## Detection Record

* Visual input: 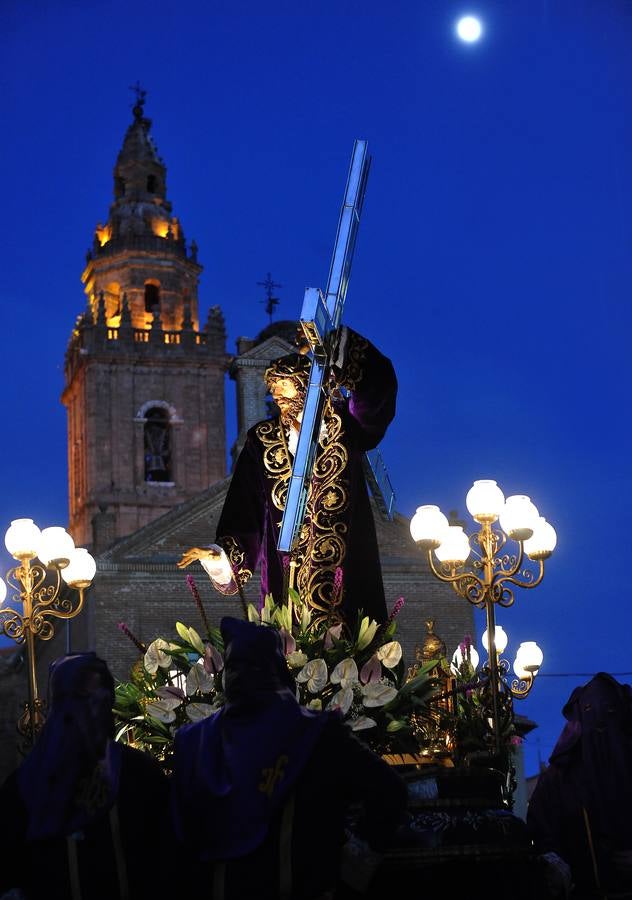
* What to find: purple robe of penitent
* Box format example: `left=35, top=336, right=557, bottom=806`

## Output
left=215, top=328, right=397, bottom=626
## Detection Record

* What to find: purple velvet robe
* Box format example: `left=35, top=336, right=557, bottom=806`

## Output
left=215, top=329, right=397, bottom=626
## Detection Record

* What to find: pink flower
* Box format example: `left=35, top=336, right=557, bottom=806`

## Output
left=333, top=567, right=344, bottom=603
left=186, top=574, right=211, bottom=636
left=510, top=735, right=523, bottom=746
left=360, top=653, right=382, bottom=685
left=388, top=597, right=405, bottom=623
left=203, top=643, right=224, bottom=675
left=324, top=623, right=343, bottom=649
left=117, top=621, right=146, bottom=654
left=279, top=627, right=296, bottom=656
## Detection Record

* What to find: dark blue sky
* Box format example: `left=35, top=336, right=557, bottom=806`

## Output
left=3, top=0, right=632, bottom=776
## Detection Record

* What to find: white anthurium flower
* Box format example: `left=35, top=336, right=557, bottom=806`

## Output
left=287, top=650, right=308, bottom=668
left=186, top=663, right=215, bottom=696
left=144, top=639, right=173, bottom=675
left=361, top=682, right=398, bottom=708
left=328, top=686, right=354, bottom=716
left=349, top=716, right=378, bottom=732
left=330, top=658, right=359, bottom=689
left=356, top=616, right=379, bottom=651
left=376, top=641, right=403, bottom=669
left=296, top=658, right=328, bottom=694
left=155, top=685, right=185, bottom=701
left=146, top=696, right=181, bottom=723
left=306, top=698, right=322, bottom=711
left=186, top=702, right=218, bottom=722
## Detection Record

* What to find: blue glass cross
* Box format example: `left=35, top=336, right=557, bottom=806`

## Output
left=277, top=140, right=395, bottom=553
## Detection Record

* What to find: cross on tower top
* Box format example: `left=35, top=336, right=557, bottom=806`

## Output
left=129, top=81, right=147, bottom=120
left=257, top=272, right=283, bottom=324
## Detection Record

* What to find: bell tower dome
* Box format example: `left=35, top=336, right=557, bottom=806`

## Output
left=62, top=93, right=228, bottom=551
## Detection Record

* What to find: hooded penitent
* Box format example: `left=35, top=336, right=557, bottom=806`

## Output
left=17, top=652, right=122, bottom=840
left=172, top=617, right=330, bottom=860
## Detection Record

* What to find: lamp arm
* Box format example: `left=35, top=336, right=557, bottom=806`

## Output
left=31, top=564, right=62, bottom=612
left=427, top=552, right=487, bottom=606
left=496, top=557, right=545, bottom=593
left=36, top=587, right=86, bottom=624
left=509, top=672, right=535, bottom=698
left=0, top=607, right=26, bottom=642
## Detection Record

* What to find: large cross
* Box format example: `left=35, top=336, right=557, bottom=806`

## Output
left=277, top=140, right=395, bottom=553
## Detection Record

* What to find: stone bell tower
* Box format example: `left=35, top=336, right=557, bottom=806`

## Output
left=62, top=93, right=228, bottom=551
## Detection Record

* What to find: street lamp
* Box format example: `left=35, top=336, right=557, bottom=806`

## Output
left=410, top=480, right=556, bottom=755
left=0, top=518, right=96, bottom=746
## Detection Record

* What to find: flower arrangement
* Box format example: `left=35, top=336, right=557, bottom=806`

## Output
left=113, top=575, right=438, bottom=771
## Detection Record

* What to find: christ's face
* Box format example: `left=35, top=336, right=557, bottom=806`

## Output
left=268, top=377, right=305, bottom=423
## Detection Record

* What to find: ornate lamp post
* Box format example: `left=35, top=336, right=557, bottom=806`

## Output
left=410, top=480, right=556, bottom=756
left=0, top=518, right=96, bottom=746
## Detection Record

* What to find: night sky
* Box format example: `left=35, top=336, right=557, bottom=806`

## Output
left=3, top=0, right=632, bottom=777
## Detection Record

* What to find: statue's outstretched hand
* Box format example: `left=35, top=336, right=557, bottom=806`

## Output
left=177, top=547, right=221, bottom=569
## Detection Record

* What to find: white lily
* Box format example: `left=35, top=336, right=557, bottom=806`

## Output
left=356, top=616, right=379, bottom=651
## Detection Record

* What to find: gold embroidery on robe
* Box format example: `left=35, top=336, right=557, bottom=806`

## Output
left=256, top=411, right=349, bottom=620
left=217, top=535, right=252, bottom=587
left=340, top=333, right=368, bottom=392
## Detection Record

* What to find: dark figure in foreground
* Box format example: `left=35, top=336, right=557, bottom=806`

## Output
left=0, top=653, right=173, bottom=900
left=527, top=672, right=632, bottom=899
left=172, top=616, right=408, bottom=899
left=179, top=326, right=397, bottom=629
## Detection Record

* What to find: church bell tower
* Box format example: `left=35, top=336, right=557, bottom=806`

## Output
left=62, top=93, right=228, bottom=551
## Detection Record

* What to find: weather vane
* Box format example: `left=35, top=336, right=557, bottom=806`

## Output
left=257, top=272, right=282, bottom=324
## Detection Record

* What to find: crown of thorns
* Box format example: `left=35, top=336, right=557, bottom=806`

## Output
left=264, top=353, right=311, bottom=392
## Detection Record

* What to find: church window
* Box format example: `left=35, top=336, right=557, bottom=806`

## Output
left=147, top=174, right=157, bottom=192
left=144, top=407, right=172, bottom=482
left=144, top=282, right=160, bottom=313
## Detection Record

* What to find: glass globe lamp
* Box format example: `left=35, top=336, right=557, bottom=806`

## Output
left=524, top=518, right=557, bottom=560
left=514, top=641, right=543, bottom=673
left=5, top=519, right=42, bottom=561
left=434, top=526, right=470, bottom=566
left=465, top=480, right=505, bottom=523
left=410, top=505, right=449, bottom=550
left=61, top=548, right=97, bottom=587
left=482, top=625, right=508, bottom=655
left=499, top=495, right=539, bottom=541
left=37, top=527, right=75, bottom=568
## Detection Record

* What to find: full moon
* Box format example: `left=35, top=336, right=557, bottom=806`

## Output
left=456, top=15, right=483, bottom=42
